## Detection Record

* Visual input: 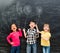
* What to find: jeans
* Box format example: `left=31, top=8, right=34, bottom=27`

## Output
left=42, top=46, right=50, bottom=53
left=11, top=46, right=20, bottom=53
left=27, top=43, right=37, bottom=53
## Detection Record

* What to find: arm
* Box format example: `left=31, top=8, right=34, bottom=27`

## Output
left=18, top=28, right=22, bottom=37
left=46, top=33, right=51, bottom=40
left=23, top=28, right=27, bottom=38
left=7, top=34, right=13, bottom=45
left=41, top=34, right=51, bottom=41
left=43, top=37, right=50, bottom=41
left=35, top=24, right=41, bottom=33
left=41, top=36, right=48, bottom=41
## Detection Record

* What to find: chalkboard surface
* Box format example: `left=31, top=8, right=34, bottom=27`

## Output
left=0, top=0, right=60, bottom=53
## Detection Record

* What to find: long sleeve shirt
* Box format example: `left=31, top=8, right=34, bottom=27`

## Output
left=7, top=30, right=22, bottom=46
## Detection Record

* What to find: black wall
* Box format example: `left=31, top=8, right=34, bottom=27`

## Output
left=0, top=0, right=60, bottom=53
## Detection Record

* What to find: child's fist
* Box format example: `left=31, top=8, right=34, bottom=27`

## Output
left=11, top=42, right=14, bottom=45
left=36, top=24, right=38, bottom=27
left=23, top=28, right=25, bottom=32
left=18, top=28, right=21, bottom=31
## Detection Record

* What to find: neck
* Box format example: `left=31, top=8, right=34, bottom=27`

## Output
left=44, top=31, right=48, bottom=32
left=13, top=30, right=17, bottom=32
left=30, top=28, right=34, bottom=30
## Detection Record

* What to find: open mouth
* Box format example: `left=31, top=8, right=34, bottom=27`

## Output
left=13, top=28, right=16, bottom=29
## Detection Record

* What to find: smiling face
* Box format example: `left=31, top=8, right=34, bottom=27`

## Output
left=11, top=24, right=17, bottom=32
left=29, top=21, right=36, bottom=29
left=43, top=24, right=50, bottom=32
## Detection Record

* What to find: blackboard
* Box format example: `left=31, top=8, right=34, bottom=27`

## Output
left=0, top=0, right=60, bottom=53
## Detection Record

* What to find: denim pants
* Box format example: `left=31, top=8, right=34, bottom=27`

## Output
left=27, top=43, right=37, bottom=53
left=42, top=46, right=50, bottom=53
left=11, top=46, right=20, bottom=53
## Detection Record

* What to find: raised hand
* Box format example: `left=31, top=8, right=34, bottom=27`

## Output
left=35, top=24, right=40, bottom=33
left=23, top=28, right=26, bottom=32
left=23, top=28, right=27, bottom=38
left=18, top=28, right=21, bottom=31
left=10, top=42, right=14, bottom=45
left=35, top=24, right=38, bottom=28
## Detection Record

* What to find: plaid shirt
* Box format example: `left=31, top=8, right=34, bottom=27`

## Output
left=26, top=28, right=39, bottom=44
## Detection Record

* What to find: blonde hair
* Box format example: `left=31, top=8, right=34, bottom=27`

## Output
left=43, top=24, right=50, bottom=32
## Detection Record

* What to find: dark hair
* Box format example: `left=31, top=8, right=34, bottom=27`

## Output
left=10, top=23, right=18, bottom=32
left=29, top=20, right=36, bottom=24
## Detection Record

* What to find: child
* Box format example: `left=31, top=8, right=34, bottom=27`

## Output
left=7, top=24, right=22, bottom=53
left=36, top=24, right=51, bottom=53
left=23, top=21, right=39, bottom=53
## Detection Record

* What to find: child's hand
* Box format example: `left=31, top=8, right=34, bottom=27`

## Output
left=25, top=36, right=27, bottom=38
left=44, top=38, right=49, bottom=41
left=23, top=28, right=25, bottom=32
left=45, top=38, right=49, bottom=41
left=10, top=42, right=14, bottom=45
left=18, top=28, right=21, bottom=31
left=35, top=24, right=38, bottom=28
left=41, top=35, right=49, bottom=41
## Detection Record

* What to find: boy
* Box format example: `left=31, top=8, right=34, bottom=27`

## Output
left=23, top=21, right=39, bottom=53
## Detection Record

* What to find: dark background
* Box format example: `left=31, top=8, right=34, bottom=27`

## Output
left=0, top=0, right=60, bottom=53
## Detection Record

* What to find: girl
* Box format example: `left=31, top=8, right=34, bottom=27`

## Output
left=7, top=24, right=22, bottom=53
left=36, top=24, right=51, bottom=53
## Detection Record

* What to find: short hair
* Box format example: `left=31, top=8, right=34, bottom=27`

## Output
left=29, top=21, right=36, bottom=24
